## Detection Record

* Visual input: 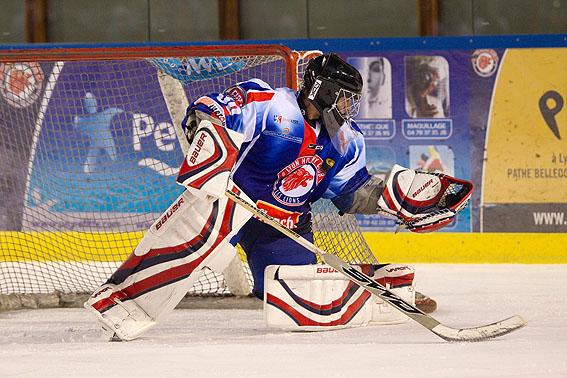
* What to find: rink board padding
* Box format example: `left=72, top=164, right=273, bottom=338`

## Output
left=1, top=231, right=565, bottom=263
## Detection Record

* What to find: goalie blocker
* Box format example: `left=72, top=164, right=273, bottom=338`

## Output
left=264, top=263, right=415, bottom=330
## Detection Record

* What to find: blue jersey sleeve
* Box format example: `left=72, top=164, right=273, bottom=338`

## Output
left=323, top=125, right=371, bottom=207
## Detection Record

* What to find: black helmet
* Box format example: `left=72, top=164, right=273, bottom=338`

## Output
left=301, top=53, right=363, bottom=124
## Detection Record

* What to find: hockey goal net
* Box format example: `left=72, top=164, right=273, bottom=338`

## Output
left=0, top=45, right=377, bottom=305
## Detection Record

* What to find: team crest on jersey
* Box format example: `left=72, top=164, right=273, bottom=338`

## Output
left=272, top=156, right=325, bottom=206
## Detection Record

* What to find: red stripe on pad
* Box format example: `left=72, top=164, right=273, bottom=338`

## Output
left=93, top=200, right=237, bottom=313
left=267, top=290, right=371, bottom=327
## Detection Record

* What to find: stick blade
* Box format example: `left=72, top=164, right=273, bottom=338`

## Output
left=431, top=315, right=527, bottom=342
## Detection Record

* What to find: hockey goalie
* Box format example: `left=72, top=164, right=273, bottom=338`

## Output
left=85, top=53, right=472, bottom=339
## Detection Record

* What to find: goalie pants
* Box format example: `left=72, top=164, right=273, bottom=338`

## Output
left=234, top=217, right=317, bottom=299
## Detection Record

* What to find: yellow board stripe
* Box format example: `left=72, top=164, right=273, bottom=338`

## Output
left=0, top=231, right=141, bottom=262
left=364, top=233, right=567, bottom=264
left=1, top=231, right=566, bottom=263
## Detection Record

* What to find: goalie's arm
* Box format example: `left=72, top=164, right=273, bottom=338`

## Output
left=180, top=80, right=274, bottom=147
left=175, top=87, right=255, bottom=197
left=331, top=175, right=384, bottom=215
left=180, top=98, right=237, bottom=145
left=175, top=117, right=245, bottom=200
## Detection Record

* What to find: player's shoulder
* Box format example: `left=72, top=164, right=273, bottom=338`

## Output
left=343, top=120, right=365, bottom=147
left=260, top=88, right=304, bottom=137
left=273, top=87, right=297, bottom=101
left=236, top=78, right=274, bottom=92
left=349, top=119, right=364, bottom=135
left=224, top=79, right=279, bottom=107
left=268, top=88, right=303, bottom=122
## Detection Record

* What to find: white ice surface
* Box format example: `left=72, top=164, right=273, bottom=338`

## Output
left=1, top=264, right=566, bottom=378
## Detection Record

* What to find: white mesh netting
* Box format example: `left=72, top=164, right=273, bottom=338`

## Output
left=0, top=46, right=376, bottom=300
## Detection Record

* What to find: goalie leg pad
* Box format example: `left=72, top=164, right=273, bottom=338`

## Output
left=84, top=189, right=252, bottom=340
left=264, top=264, right=373, bottom=331
left=264, top=263, right=416, bottom=330
left=369, top=263, right=416, bottom=325
left=237, top=217, right=317, bottom=299
left=84, top=283, right=159, bottom=341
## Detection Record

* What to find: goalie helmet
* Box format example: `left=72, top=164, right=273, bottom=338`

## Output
left=301, top=53, right=363, bottom=125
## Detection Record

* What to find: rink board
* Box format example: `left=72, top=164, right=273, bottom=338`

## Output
left=1, top=231, right=565, bottom=264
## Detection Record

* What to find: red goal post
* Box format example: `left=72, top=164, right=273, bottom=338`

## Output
left=0, top=44, right=376, bottom=306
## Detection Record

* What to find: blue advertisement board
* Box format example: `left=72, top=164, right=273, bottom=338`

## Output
left=346, top=52, right=472, bottom=232
left=24, top=60, right=184, bottom=230
left=2, top=35, right=566, bottom=233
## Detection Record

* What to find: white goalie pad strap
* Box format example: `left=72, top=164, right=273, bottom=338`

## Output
left=85, top=189, right=252, bottom=340
left=264, top=264, right=373, bottom=330
left=177, top=119, right=244, bottom=199
left=369, top=264, right=415, bottom=325
left=84, top=283, right=157, bottom=341
left=84, top=279, right=194, bottom=341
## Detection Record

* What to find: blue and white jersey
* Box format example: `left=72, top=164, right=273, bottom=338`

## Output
left=184, top=79, right=370, bottom=229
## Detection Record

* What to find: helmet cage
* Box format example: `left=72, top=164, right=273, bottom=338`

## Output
left=307, top=76, right=361, bottom=124
left=333, top=87, right=361, bottom=121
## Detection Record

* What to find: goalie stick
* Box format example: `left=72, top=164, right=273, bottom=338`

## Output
left=225, top=188, right=527, bottom=342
